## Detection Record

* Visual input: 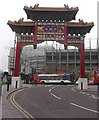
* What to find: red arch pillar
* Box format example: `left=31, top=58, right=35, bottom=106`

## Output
left=64, top=24, right=67, bottom=49
left=33, top=23, right=37, bottom=49
left=79, top=43, right=85, bottom=78
left=14, top=42, right=21, bottom=76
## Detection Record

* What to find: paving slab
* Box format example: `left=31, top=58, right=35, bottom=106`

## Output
left=1, top=84, right=31, bottom=119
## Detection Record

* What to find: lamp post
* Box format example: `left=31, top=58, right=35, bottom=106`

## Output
left=12, top=33, right=16, bottom=76
left=56, top=43, right=58, bottom=73
left=89, top=38, right=92, bottom=72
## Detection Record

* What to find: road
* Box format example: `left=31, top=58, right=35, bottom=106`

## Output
left=13, top=85, right=98, bottom=119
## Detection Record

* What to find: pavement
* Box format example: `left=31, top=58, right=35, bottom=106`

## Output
left=0, top=82, right=99, bottom=119
left=1, top=83, right=32, bottom=119
left=74, top=84, right=99, bottom=97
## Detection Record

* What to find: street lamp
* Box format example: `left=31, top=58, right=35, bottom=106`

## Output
left=56, top=43, right=58, bottom=73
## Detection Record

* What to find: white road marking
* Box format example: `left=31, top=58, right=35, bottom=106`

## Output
left=52, top=86, right=55, bottom=89
left=51, top=93, right=61, bottom=100
left=82, top=92, right=85, bottom=94
left=45, top=85, right=53, bottom=87
left=48, top=86, right=61, bottom=100
left=71, top=88, right=76, bottom=92
left=71, top=87, right=99, bottom=100
left=45, top=85, right=47, bottom=87
left=86, top=93, right=90, bottom=96
left=49, top=89, right=52, bottom=92
left=70, top=102, right=99, bottom=113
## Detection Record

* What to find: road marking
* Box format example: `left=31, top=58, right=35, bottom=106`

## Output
left=10, top=88, right=35, bottom=119
left=82, top=92, right=85, bottom=94
left=48, top=86, right=61, bottom=100
left=45, top=85, right=53, bottom=87
left=70, top=102, right=99, bottom=113
left=51, top=93, right=61, bottom=100
left=71, top=88, right=76, bottom=92
left=45, top=85, right=48, bottom=87
left=71, top=87, right=99, bottom=100
left=86, top=93, right=90, bottom=96
left=52, top=86, right=55, bottom=89
left=49, top=89, right=52, bottom=92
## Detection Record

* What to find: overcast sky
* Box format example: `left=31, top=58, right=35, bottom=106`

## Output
left=0, top=0, right=98, bottom=71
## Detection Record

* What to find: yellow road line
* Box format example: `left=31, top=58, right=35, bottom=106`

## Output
left=10, top=88, right=35, bottom=119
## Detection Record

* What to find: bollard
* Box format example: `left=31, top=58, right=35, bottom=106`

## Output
left=98, top=84, right=99, bottom=91
left=16, top=81, right=17, bottom=89
left=98, top=84, right=99, bottom=99
left=7, top=83, right=9, bottom=91
left=81, top=82, right=83, bottom=90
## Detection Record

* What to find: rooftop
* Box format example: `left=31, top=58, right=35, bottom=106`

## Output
left=24, top=4, right=79, bottom=22
left=24, top=4, right=79, bottom=11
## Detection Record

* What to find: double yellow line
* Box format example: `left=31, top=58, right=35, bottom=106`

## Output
left=10, top=88, right=35, bottom=119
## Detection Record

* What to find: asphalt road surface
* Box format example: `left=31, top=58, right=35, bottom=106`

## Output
left=14, top=85, right=98, bottom=119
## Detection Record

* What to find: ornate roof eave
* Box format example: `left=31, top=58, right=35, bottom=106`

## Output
left=7, top=20, right=35, bottom=34
left=67, top=22, right=94, bottom=35
left=24, top=5, right=79, bottom=12
left=23, top=5, right=79, bottom=22
left=67, top=21, right=94, bottom=27
left=7, top=20, right=94, bottom=35
left=7, top=20, right=35, bottom=27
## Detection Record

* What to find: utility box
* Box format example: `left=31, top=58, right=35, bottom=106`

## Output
left=12, top=76, right=21, bottom=88
left=78, top=78, right=88, bottom=90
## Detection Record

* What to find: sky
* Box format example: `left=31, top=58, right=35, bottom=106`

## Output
left=0, top=0, right=98, bottom=71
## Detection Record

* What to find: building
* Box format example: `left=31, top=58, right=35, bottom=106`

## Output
left=45, top=48, right=98, bottom=74
left=8, top=47, right=15, bottom=75
left=8, top=44, right=54, bottom=74
left=21, top=46, right=46, bottom=74
left=8, top=44, right=99, bottom=75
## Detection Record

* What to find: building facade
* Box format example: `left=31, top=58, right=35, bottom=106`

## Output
left=8, top=45, right=99, bottom=75
left=45, top=48, right=98, bottom=73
